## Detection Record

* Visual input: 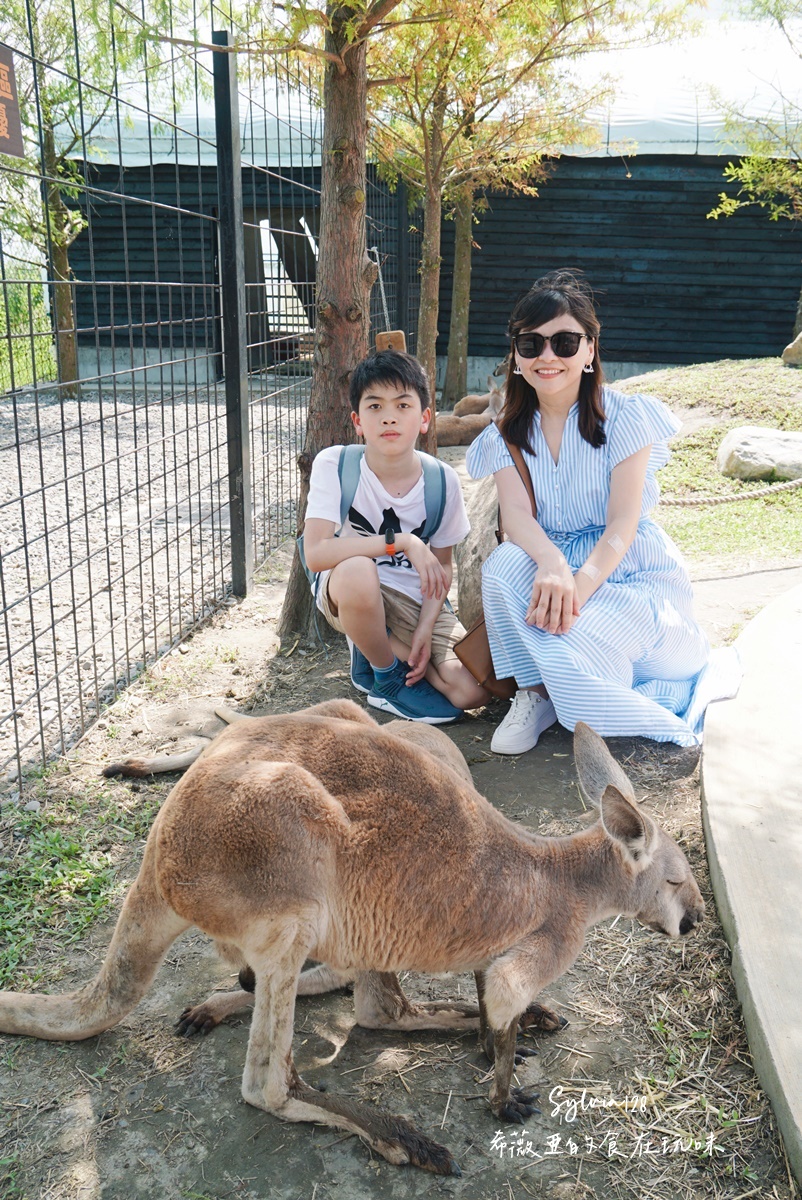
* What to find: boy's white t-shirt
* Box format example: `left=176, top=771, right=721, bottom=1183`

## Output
left=305, top=446, right=470, bottom=607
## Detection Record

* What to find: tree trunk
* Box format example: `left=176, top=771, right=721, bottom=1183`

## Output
left=417, top=179, right=442, bottom=455
left=278, top=9, right=377, bottom=642
left=415, top=92, right=447, bottom=457
left=441, top=186, right=473, bottom=408
left=42, top=127, right=80, bottom=398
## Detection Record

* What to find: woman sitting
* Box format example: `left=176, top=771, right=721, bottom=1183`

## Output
left=467, top=269, right=715, bottom=754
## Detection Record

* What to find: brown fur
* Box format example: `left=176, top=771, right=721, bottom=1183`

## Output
left=453, top=377, right=505, bottom=418
left=434, top=411, right=492, bottom=446
left=0, top=703, right=704, bottom=1176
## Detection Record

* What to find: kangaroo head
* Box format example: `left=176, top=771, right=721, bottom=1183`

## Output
left=573, top=723, right=705, bottom=939
left=486, top=378, right=505, bottom=420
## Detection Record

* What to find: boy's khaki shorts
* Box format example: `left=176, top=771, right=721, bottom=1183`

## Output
left=318, top=578, right=466, bottom=668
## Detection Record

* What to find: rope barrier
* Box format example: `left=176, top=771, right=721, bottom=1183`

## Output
left=659, top=476, right=802, bottom=507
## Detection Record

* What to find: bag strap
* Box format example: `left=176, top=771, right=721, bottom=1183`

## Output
left=337, top=444, right=446, bottom=542
left=337, top=444, right=365, bottom=526
left=419, top=454, right=447, bottom=543
left=495, top=440, right=536, bottom=545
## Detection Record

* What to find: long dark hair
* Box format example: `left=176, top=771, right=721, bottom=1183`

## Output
left=499, top=270, right=605, bottom=454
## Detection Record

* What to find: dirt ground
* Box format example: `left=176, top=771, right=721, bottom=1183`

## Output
left=1, top=545, right=801, bottom=1200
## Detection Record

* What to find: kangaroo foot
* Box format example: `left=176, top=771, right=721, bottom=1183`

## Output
left=493, top=1085, right=541, bottom=1124
left=287, top=1076, right=462, bottom=1175
left=519, top=1001, right=567, bottom=1034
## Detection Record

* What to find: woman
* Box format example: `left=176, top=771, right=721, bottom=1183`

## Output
left=466, top=270, right=715, bottom=754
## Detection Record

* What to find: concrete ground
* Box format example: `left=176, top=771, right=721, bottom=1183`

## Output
left=701, top=583, right=802, bottom=1186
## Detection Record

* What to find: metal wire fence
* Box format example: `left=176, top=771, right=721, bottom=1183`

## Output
left=0, top=2, right=420, bottom=788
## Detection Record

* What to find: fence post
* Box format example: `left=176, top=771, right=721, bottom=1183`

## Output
left=213, top=28, right=253, bottom=597
left=396, top=181, right=409, bottom=339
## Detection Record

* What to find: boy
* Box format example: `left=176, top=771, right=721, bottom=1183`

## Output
left=302, top=350, right=489, bottom=723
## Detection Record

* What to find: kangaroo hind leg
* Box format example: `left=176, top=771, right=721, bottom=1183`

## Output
left=241, top=935, right=460, bottom=1175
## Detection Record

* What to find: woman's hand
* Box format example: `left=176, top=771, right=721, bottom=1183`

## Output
left=527, top=554, right=580, bottom=634
left=403, top=535, right=449, bottom=600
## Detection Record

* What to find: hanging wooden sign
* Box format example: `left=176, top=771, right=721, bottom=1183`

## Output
left=0, top=45, right=25, bottom=160
left=375, top=330, right=407, bottom=352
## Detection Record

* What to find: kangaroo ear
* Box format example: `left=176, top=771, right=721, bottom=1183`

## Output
left=573, top=722, right=637, bottom=808
left=600, top=785, right=653, bottom=869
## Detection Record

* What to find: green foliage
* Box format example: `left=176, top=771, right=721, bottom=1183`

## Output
left=708, top=1, right=802, bottom=225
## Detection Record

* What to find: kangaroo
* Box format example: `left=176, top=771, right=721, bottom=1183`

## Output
left=0, top=701, right=704, bottom=1176
left=453, top=376, right=505, bottom=418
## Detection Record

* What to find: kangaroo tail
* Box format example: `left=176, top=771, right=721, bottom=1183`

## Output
left=102, top=743, right=210, bottom=778
left=0, top=843, right=190, bottom=1041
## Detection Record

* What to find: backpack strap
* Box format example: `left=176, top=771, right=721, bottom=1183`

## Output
left=336, top=444, right=446, bottom=542
left=419, top=453, right=447, bottom=543
left=337, top=444, right=365, bottom=527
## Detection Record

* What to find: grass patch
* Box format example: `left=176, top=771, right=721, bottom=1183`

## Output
left=619, top=357, right=802, bottom=425
left=619, top=360, right=802, bottom=562
left=0, top=772, right=161, bottom=989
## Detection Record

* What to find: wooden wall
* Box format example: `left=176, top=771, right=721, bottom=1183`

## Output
left=69, top=154, right=802, bottom=364
left=436, top=155, right=802, bottom=364
left=68, top=164, right=403, bottom=355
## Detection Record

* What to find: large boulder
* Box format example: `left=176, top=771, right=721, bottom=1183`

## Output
left=454, top=476, right=500, bottom=627
left=717, top=426, right=802, bottom=481
left=782, top=332, right=802, bottom=366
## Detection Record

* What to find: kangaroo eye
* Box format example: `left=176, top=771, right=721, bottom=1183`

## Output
left=667, top=880, right=683, bottom=887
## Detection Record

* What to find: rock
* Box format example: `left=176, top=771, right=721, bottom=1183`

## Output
left=435, top=412, right=492, bottom=447
left=24, top=800, right=41, bottom=813
left=781, top=332, right=802, bottom=365
left=717, top=426, right=802, bottom=481
left=454, top=476, right=500, bottom=627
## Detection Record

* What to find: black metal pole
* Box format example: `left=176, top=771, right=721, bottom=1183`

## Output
left=396, top=181, right=409, bottom=340
left=213, top=28, right=253, bottom=596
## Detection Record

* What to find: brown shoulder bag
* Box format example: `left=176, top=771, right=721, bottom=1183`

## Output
left=453, top=442, right=536, bottom=701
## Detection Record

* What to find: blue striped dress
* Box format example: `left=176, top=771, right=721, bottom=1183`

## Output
left=465, top=387, right=710, bottom=746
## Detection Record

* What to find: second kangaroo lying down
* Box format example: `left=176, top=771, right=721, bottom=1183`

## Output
left=0, top=702, right=704, bottom=1176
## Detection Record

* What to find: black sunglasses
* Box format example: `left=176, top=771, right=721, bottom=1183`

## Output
left=513, top=331, right=589, bottom=359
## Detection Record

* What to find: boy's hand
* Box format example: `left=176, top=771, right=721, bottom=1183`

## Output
left=406, top=628, right=433, bottom=685
left=404, top=536, right=449, bottom=600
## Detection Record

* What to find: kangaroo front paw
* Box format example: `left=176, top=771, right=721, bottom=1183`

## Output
left=519, top=1002, right=567, bottom=1034
left=175, top=1004, right=220, bottom=1037
left=494, top=1086, right=541, bottom=1124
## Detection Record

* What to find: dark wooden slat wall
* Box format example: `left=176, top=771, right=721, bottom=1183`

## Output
left=68, top=154, right=801, bottom=362
left=69, top=163, right=399, bottom=351
left=436, top=156, right=802, bottom=364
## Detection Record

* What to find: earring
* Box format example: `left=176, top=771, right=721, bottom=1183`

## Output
left=513, top=365, right=523, bottom=375
left=583, top=361, right=594, bottom=374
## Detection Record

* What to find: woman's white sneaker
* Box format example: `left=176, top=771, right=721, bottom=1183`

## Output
left=491, top=691, right=557, bottom=755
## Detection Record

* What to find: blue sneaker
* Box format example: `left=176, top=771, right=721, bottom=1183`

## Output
left=367, top=659, right=462, bottom=724
left=346, top=637, right=374, bottom=695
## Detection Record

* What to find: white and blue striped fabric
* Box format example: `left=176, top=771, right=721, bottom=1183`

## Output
left=466, top=387, right=730, bottom=747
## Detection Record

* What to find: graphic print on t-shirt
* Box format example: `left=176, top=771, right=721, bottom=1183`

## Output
left=347, top=505, right=425, bottom=570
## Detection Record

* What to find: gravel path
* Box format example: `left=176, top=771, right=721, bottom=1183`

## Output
left=0, top=375, right=307, bottom=780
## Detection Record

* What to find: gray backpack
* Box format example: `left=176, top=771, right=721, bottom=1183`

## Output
left=297, top=445, right=447, bottom=587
